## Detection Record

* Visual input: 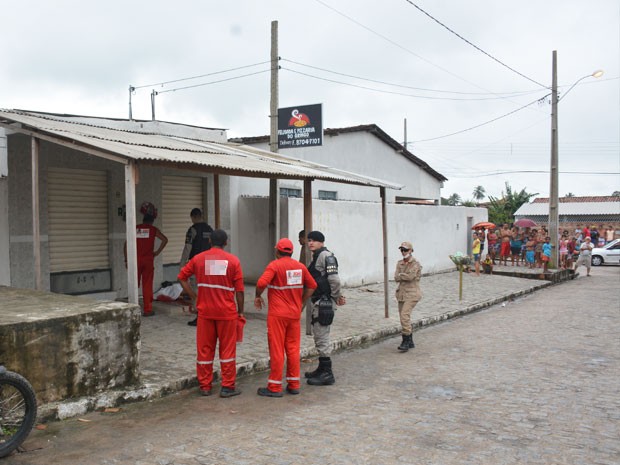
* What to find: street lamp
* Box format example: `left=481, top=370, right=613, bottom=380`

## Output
left=549, top=50, right=603, bottom=269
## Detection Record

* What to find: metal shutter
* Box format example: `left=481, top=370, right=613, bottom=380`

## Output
left=161, top=176, right=203, bottom=264
left=48, top=167, right=109, bottom=272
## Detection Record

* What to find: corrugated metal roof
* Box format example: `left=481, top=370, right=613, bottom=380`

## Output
left=0, top=109, right=402, bottom=190
left=515, top=200, right=620, bottom=216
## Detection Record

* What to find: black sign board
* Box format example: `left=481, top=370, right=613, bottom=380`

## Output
left=277, top=104, right=323, bottom=149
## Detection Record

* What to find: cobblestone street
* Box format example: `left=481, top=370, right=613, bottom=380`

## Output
left=12, top=266, right=620, bottom=465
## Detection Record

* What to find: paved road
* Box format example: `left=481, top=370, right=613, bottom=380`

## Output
left=11, top=266, right=619, bottom=465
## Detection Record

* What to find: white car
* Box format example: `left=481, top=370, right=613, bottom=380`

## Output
left=591, top=239, right=620, bottom=266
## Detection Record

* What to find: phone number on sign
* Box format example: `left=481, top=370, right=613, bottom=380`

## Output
left=295, top=138, right=321, bottom=146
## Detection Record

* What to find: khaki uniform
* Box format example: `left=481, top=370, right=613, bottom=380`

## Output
left=394, top=257, right=422, bottom=335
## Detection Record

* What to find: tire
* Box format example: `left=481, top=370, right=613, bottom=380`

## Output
left=0, top=370, right=37, bottom=458
left=591, top=255, right=603, bottom=266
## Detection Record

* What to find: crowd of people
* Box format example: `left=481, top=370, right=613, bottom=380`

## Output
left=471, top=223, right=616, bottom=275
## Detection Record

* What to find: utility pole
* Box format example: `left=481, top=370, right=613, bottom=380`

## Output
left=128, top=85, right=134, bottom=120
left=268, top=20, right=280, bottom=246
left=549, top=50, right=559, bottom=269
left=403, top=118, right=407, bottom=151
left=151, top=90, right=157, bottom=121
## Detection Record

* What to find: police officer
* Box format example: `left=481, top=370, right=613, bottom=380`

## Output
left=394, top=241, right=422, bottom=352
left=304, top=231, right=346, bottom=386
left=180, top=208, right=214, bottom=326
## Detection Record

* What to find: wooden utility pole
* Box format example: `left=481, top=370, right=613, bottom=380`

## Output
left=268, top=20, right=280, bottom=246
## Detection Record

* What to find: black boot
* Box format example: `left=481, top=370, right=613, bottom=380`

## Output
left=307, top=358, right=335, bottom=385
left=398, top=334, right=409, bottom=352
left=408, top=334, right=415, bottom=349
left=304, top=356, right=329, bottom=379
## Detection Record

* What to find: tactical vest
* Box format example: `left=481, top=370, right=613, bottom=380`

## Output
left=189, top=223, right=213, bottom=259
left=308, top=247, right=336, bottom=301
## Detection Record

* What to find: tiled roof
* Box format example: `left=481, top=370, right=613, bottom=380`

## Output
left=532, top=196, right=620, bottom=203
left=515, top=198, right=620, bottom=216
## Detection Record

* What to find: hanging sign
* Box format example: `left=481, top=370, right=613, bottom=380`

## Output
left=277, top=104, right=323, bottom=149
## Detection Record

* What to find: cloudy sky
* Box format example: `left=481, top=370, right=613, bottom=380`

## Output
left=2, top=0, right=619, bottom=202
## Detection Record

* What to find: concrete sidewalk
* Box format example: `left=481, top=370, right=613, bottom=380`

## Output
left=43, top=265, right=564, bottom=420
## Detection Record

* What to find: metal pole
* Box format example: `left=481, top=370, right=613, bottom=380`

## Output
left=151, top=90, right=157, bottom=121
left=128, top=85, right=134, bottom=120
left=403, top=118, right=407, bottom=151
left=304, top=179, right=313, bottom=335
left=381, top=187, right=389, bottom=318
left=31, top=137, right=42, bottom=290
left=268, top=20, right=280, bottom=246
left=549, top=50, right=559, bottom=269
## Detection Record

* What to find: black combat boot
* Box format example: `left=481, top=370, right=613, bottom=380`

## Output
left=304, top=356, right=329, bottom=379
left=408, top=334, right=415, bottom=349
left=398, top=334, right=410, bottom=352
left=307, top=358, right=335, bottom=385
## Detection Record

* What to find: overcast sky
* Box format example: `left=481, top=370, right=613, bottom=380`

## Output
left=2, top=0, right=619, bottom=202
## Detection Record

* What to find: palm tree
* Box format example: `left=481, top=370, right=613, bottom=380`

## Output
left=472, top=185, right=486, bottom=203
left=446, top=193, right=462, bottom=206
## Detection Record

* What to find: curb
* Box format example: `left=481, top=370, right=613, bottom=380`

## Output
left=38, top=279, right=553, bottom=422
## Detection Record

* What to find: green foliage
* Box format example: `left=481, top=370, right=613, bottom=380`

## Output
left=445, top=193, right=461, bottom=206
left=487, top=182, right=538, bottom=225
left=612, top=190, right=620, bottom=197
left=460, top=199, right=477, bottom=207
left=472, top=185, right=486, bottom=202
left=564, top=192, right=575, bottom=197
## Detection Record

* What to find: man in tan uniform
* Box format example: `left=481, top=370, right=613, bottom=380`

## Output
left=394, top=241, right=422, bottom=352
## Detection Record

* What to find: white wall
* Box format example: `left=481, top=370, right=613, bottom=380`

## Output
left=238, top=196, right=487, bottom=286
left=235, top=130, right=442, bottom=203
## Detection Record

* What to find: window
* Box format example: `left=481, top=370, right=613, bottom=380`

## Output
left=280, top=187, right=302, bottom=198
left=318, top=190, right=338, bottom=200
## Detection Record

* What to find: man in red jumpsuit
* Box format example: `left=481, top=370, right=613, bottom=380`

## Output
left=178, top=229, right=245, bottom=398
left=254, top=238, right=317, bottom=397
left=124, top=202, right=168, bottom=317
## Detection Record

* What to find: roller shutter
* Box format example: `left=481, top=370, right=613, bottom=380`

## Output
left=48, top=167, right=109, bottom=272
left=161, top=176, right=203, bottom=264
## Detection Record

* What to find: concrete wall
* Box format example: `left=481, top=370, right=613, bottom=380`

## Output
left=0, top=286, right=140, bottom=404
left=237, top=196, right=487, bottom=286
left=0, top=128, right=8, bottom=285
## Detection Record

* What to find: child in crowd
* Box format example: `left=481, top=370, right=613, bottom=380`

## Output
left=482, top=254, right=494, bottom=274
left=542, top=236, right=553, bottom=272
left=559, top=233, right=569, bottom=269
left=525, top=235, right=537, bottom=268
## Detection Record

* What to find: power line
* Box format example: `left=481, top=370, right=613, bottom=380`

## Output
left=411, top=94, right=550, bottom=143
left=447, top=170, right=619, bottom=178
left=132, top=61, right=271, bottom=90
left=402, top=0, right=548, bottom=89
left=282, top=67, right=547, bottom=102
left=156, top=69, right=272, bottom=94
left=282, top=59, right=542, bottom=96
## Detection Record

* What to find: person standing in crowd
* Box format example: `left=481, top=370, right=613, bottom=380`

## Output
left=542, top=236, right=553, bottom=273
left=178, top=229, right=245, bottom=398
left=298, top=229, right=309, bottom=265
left=472, top=232, right=481, bottom=276
left=394, top=241, right=423, bottom=352
left=590, top=227, right=600, bottom=248
left=124, top=202, right=168, bottom=317
left=487, top=228, right=498, bottom=264
left=499, top=223, right=512, bottom=265
left=574, top=236, right=594, bottom=277
left=605, top=225, right=615, bottom=244
left=180, top=208, right=214, bottom=327
left=304, top=231, right=346, bottom=386
left=254, top=238, right=317, bottom=397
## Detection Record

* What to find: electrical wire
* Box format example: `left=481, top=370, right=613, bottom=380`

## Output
left=282, top=59, right=543, bottom=97
left=132, top=61, right=271, bottom=90
left=155, top=69, right=273, bottom=94
left=410, top=94, right=550, bottom=143
left=402, top=0, right=548, bottom=89
left=282, top=67, right=547, bottom=102
left=448, top=170, right=620, bottom=178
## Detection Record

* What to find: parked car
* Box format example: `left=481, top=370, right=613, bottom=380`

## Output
left=591, top=239, right=620, bottom=266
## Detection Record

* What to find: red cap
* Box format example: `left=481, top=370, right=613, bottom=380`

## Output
left=276, top=238, right=294, bottom=254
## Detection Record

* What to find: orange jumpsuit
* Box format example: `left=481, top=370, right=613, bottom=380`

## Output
left=136, top=223, right=159, bottom=313
left=178, top=248, right=244, bottom=392
left=256, top=257, right=316, bottom=393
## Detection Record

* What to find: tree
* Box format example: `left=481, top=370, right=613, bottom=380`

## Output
left=472, top=185, right=486, bottom=202
left=612, top=191, right=620, bottom=197
left=461, top=199, right=477, bottom=207
left=564, top=192, right=575, bottom=198
left=445, top=193, right=462, bottom=206
left=487, top=182, right=538, bottom=226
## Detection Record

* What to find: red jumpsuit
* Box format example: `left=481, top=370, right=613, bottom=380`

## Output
left=256, top=257, right=316, bottom=393
left=178, top=248, right=244, bottom=392
left=136, top=223, right=160, bottom=313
